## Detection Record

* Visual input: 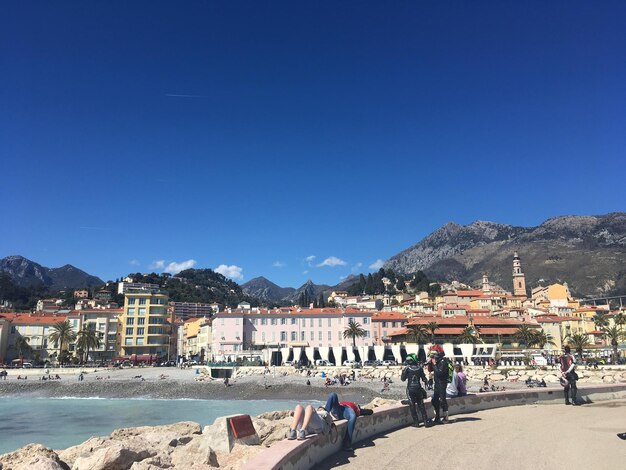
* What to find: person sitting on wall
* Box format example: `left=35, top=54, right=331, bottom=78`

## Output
left=323, top=392, right=373, bottom=451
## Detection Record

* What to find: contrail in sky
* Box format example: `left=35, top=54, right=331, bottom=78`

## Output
left=164, top=93, right=207, bottom=98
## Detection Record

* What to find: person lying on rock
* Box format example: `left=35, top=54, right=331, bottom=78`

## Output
left=287, top=404, right=334, bottom=441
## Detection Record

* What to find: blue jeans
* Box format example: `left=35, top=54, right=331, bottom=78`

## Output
left=324, top=392, right=357, bottom=446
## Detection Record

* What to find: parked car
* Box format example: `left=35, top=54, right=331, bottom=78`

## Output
left=362, top=360, right=376, bottom=367
left=382, top=360, right=397, bottom=366
left=343, top=360, right=360, bottom=367
left=315, top=360, right=334, bottom=366
left=21, top=362, right=33, bottom=368
left=282, top=360, right=295, bottom=366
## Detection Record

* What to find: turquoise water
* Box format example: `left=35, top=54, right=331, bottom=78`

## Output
left=0, top=397, right=303, bottom=455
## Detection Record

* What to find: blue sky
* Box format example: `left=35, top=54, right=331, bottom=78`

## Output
left=2, top=1, right=625, bottom=287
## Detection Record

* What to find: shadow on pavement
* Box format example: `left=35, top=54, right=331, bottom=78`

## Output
left=313, top=434, right=389, bottom=469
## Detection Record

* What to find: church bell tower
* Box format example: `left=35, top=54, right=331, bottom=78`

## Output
left=512, top=251, right=527, bottom=297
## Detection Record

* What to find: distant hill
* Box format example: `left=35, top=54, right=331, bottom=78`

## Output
left=383, top=213, right=626, bottom=296
left=0, top=255, right=104, bottom=290
left=242, top=277, right=359, bottom=305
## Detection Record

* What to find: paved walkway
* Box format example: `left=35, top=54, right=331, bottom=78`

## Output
left=315, top=400, right=626, bottom=470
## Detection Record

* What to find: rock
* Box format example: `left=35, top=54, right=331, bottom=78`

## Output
left=59, top=437, right=111, bottom=467
left=252, top=415, right=292, bottom=447
left=365, top=397, right=397, bottom=408
left=543, top=374, right=559, bottom=383
left=256, top=410, right=292, bottom=421
left=110, top=422, right=201, bottom=440
left=603, top=375, right=615, bottom=383
left=71, top=443, right=152, bottom=470
left=0, top=444, right=66, bottom=470
left=489, top=374, right=506, bottom=381
left=170, top=435, right=218, bottom=468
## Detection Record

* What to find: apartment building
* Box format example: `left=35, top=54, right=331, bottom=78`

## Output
left=1, top=313, right=69, bottom=363
left=170, top=301, right=215, bottom=320
left=211, top=307, right=374, bottom=365
left=79, top=308, right=121, bottom=362
left=119, top=288, right=171, bottom=361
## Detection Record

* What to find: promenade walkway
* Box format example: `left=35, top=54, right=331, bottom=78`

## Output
left=315, top=399, right=626, bottom=470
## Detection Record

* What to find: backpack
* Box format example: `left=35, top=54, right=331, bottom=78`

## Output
left=446, top=360, right=454, bottom=384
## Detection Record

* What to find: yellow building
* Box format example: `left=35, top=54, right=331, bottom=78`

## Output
left=119, top=288, right=170, bottom=361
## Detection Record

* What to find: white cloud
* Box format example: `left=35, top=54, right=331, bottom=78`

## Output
left=272, top=261, right=286, bottom=268
left=352, top=262, right=363, bottom=272
left=164, top=259, right=196, bottom=275
left=303, top=270, right=309, bottom=275
left=150, top=260, right=165, bottom=269
left=369, top=259, right=385, bottom=270
left=305, top=255, right=316, bottom=266
left=316, top=256, right=347, bottom=268
left=129, top=259, right=141, bottom=266
left=215, top=264, right=244, bottom=281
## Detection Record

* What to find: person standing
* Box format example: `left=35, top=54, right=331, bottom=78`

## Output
left=559, top=345, right=579, bottom=405
left=401, top=353, right=431, bottom=427
left=429, top=350, right=451, bottom=423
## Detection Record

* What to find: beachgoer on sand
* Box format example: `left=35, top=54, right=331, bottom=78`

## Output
left=401, top=353, right=431, bottom=428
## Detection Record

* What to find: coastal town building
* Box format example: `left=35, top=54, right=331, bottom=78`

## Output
left=512, top=251, right=528, bottom=297
left=73, top=289, right=89, bottom=299
left=78, top=308, right=121, bottom=362
left=118, top=288, right=172, bottom=362
left=371, top=311, right=408, bottom=345
left=0, top=313, right=70, bottom=363
left=170, top=301, right=215, bottom=320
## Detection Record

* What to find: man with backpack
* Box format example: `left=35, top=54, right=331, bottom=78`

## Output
left=428, top=346, right=452, bottom=424
left=559, top=345, right=579, bottom=406
left=401, top=353, right=431, bottom=427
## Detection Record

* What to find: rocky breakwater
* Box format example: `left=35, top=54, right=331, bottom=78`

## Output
left=473, top=366, right=626, bottom=386
left=0, top=397, right=397, bottom=470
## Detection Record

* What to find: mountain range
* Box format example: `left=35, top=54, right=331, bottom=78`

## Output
left=383, top=212, right=626, bottom=297
left=0, top=255, right=104, bottom=290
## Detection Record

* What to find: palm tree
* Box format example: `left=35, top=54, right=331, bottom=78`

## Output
left=514, top=325, right=535, bottom=347
left=593, top=313, right=609, bottom=331
left=456, top=326, right=481, bottom=344
left=76, top=328, right=102, bottom=364
left=565, top=333, right=590, bottom=361
left=601, top=326, right=624, bottom=364
left=425, top=322, right=439, bottom=343
left=406, top=324, right=428, bottom=344
left=15, top=336, right=33, bottom=366
left=529, top=330, right=556, bottom=349
left=613, top=312, right=625, bottom=333
left=48, top=320, right=76, bottom=365
left=343, top=319, right=366, bottom=348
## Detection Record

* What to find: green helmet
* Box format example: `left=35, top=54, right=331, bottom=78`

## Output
left=406, top=353, right=418, bottom=364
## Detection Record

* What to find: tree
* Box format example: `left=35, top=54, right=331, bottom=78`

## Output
left=48, top=320, right=76, bottom=365
left=406, top=324, right=428, bottom=344
left=456, top=326, right=481, bottom=344
left=425, top=322, right=439, bottom=343
left=613, top=313, right=625, bottom=333
left=529, top=330, right=556, bottom=349
left=76, top=328, right=102, bottom=363
left=15, top=336, right=33, bottom=365
left=565, top=333, right=590, bottom=361
left=601, top=326, right=624, bottom=364
left=396, top=279, right=406, bottom=292
left=343, top=319, right=366, bottom=348
left=593, top=313, right=609, bottom=331
left=514, top=325, right=536, bottom=347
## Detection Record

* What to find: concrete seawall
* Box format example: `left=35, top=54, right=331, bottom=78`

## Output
left=242, top=383, right=626, bottom=470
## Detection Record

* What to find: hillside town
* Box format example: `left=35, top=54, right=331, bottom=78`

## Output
left=1, top=252, right=625, bottom=369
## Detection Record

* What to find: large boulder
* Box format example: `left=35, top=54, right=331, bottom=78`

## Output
left=0, top=444, right=66, bottom=470
left=59, top=437, right=111, bottom=467
left=251, top=415, right=292, bottom=447
left=603, top=375, right=616, bottom=383
left=543, top=374, right=559, bottom=383
left=169, top=435, right=218, bottom=468
left=489, top=373, right=506, bottom=382
left=71, top=443, right=152, bottom=470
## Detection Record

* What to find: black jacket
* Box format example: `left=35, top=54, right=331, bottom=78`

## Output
left=401, top=364, right=427, bottom=390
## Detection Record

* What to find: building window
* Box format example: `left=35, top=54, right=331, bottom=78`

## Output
left=128, top=308, right=135, bottom=316
left=328, top=318, right=332, bottom=327
left=138, top=308, right=146, bottom=315
left=125, top=338, right=133, bottom=345
left=127, top=297, right=136, bottom=305
left=126, top=318, right=134, bottom=325
left=318, top=318, right=322, bottom=327
left=319, top=331, right=322, bottom=341
left=310, top=319, right=314, bottom=327
left=310, top=331, right=314, bottom=341
left=139, top=298, right=146, bottom=305
left=136, top=337, right=144, bottom=345
left=137, top=327, right=144, bottom=336
left=262, top=332, right=266, bottom=341
left=281, top=318, right=286, bottom=325
left=328, top=331, right=332, bottom=341
left=261, top=318, right=267, bottom=325
left=271, top=318, right=277, bottom=325
left=251, top=331, right=256, bottom=342
left=291, top=318, right=296, bottom=325
left=125, top=327, right=134, bottom=336
left=291, top=331, right=297, bottom=341
left=301, top=331, right=305, bottom=341
left=272, top=332, right=276, bottom=342
left=138, top=318, right=145, bottom=325
left=301, top=319, right=306, bottom=327
left=281, top=331, right=287, bottom=342
left=363, top=317, right=369, bottom=324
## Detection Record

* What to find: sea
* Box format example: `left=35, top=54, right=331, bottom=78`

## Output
left=0, top=397, right=304, bottom=455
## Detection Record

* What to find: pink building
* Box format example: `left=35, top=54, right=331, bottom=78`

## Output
left=211, top=307, right=375, bottom=365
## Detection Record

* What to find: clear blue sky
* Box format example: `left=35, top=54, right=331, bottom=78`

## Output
left=2, top=1, right=625, bottom=287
